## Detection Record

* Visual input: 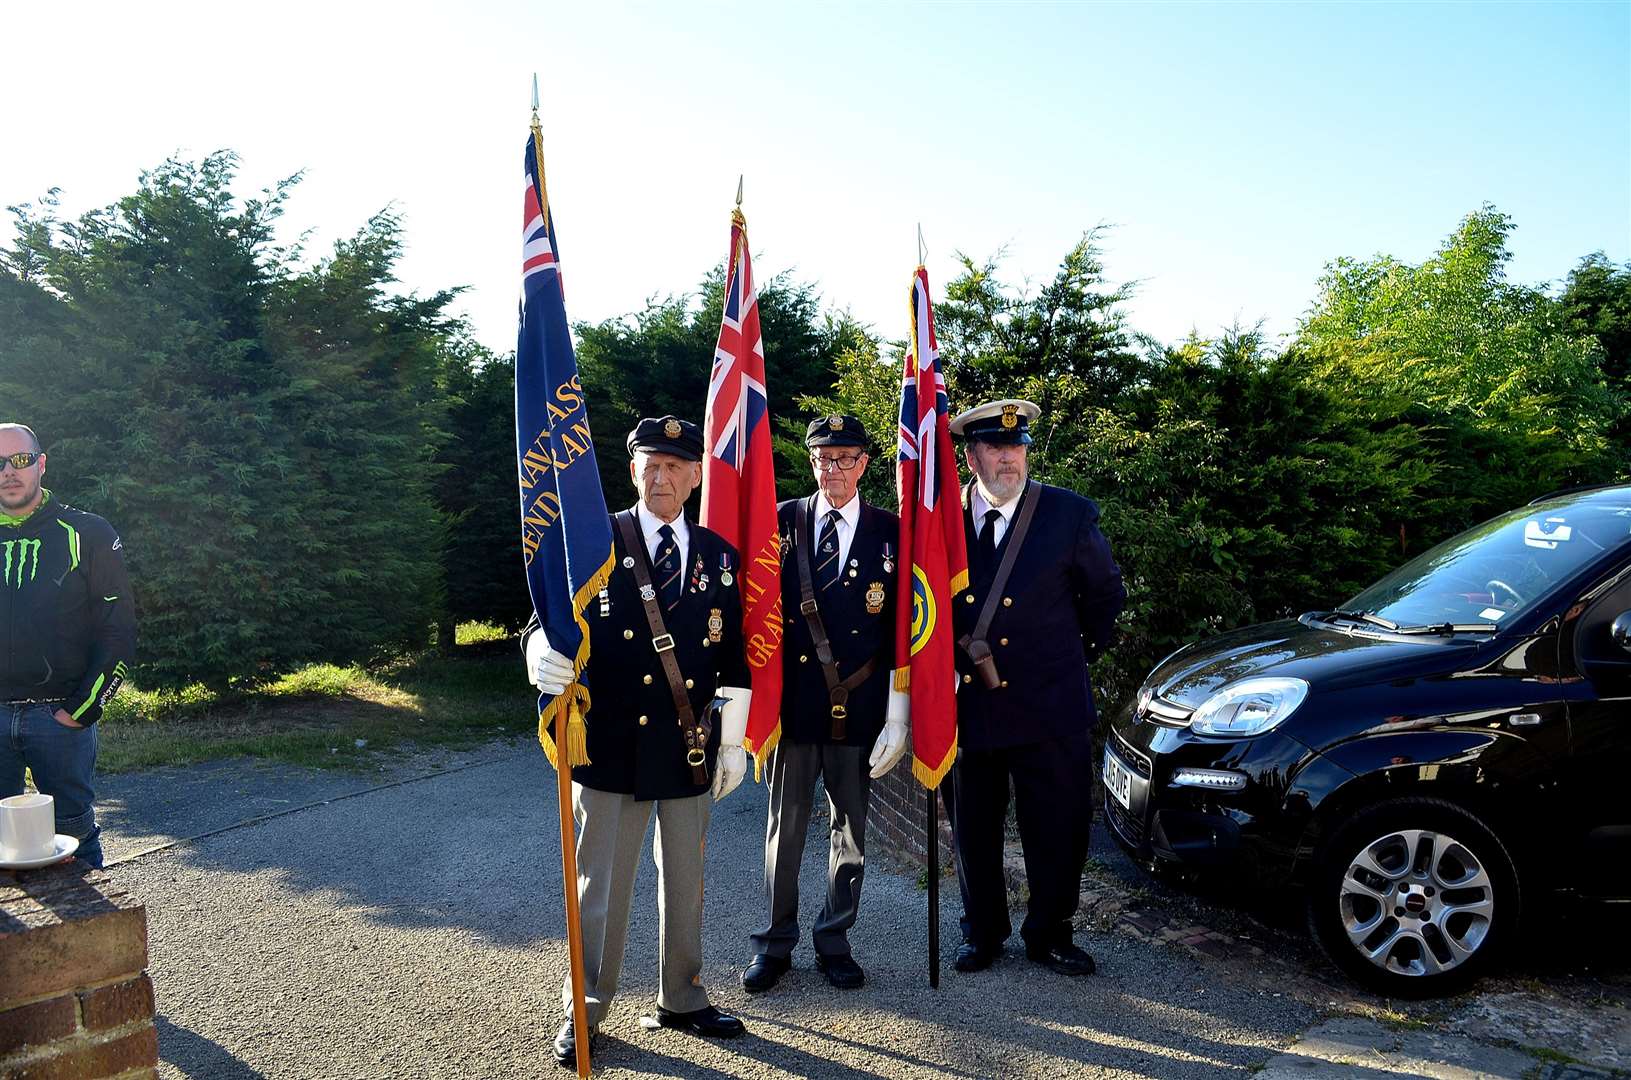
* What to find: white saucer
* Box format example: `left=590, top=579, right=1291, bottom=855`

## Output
left=0, top=834, right=80, bottom=870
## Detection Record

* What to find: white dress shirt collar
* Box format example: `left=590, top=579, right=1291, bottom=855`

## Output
left=635, top=502, right=690, bottom=568
left=812, top=492, right=861, bottom=568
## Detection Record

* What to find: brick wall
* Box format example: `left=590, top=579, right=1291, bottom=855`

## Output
left=868, top=765, right=953, bottom=868
left=0, top=863, right=157, bottom=1080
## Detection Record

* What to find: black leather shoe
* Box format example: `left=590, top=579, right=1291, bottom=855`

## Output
left=553, top=1018, right=597, bottom=1069
left=741, top=953, right=791, bottom=992
left=815, top=953, right=865, bottom=989
left=1026, top=941, right=1097, bottom=976
left=654, top=1004, right=746, bottom=1039
left=953, top=941, right=999, bottom=972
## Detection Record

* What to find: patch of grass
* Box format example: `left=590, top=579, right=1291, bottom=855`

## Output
left=1521, top=1046, right=1586, bottom=1066
left=97, top=645, right=537, bottom=773
left=455, top=620, right=513, bottom=646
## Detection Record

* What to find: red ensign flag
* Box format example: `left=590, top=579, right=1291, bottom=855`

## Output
left=702, top=209, right=784, bottom=766
left=895, top=267, right=968, bottom=789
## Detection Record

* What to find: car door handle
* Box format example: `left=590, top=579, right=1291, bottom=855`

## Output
left=1508, top=713, right=1543, bottom=727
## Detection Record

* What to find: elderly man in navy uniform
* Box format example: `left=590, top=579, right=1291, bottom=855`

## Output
left=945, top=398, right=1125, bottom=977
left=740, top=414, right=909, bottom=994
left=525, top=415, right=752, bottom=1068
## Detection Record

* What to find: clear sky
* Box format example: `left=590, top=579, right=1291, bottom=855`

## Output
left=5, top=1, right=1627, bottom=356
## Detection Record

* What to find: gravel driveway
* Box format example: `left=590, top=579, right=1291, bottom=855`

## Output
left=98, top=740, right=1316, bottom=1078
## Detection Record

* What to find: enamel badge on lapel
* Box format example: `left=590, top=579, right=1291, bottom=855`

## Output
left=865, top=581, right=885, bottom=614
left=639, top=583, right=656, bottom=603
left=708, top=608, right=724, bottom=642
left=622, top=556, right=635, bottom=569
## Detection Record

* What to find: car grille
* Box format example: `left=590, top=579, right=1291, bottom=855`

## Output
left=1104, top=796, right=1145, bottom=845
left=1143, top=695, right=1193, bottom=727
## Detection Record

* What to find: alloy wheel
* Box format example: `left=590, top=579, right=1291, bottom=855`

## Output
left=1337, top=828, right=1496, bottom=978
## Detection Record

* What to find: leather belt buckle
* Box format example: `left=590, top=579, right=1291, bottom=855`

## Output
left=799, top=599, right=819, bottom=616
left=652, top=634, right=676, bottom=653
left=830, top=704, right=848, bottom=720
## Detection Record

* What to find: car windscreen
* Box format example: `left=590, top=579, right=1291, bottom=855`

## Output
left=1343, top=492, right=1631, bottom=630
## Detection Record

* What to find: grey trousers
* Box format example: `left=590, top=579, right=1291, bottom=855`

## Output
left=560, top=783, right=712, bottom=1027
left=749, top=742, right=869, bottom=960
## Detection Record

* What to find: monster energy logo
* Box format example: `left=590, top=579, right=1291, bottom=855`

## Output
left=2, top=538, right=40, bottom=588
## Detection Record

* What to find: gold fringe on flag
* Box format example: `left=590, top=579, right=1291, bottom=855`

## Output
left=538, top=547, right=615, bottom=770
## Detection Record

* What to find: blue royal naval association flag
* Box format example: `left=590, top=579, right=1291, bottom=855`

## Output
left=515, top=123, right=614, bottom=770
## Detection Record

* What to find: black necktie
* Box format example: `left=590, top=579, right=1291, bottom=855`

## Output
left=978, top=508, right=1001, bottom=571
left=815, top=509, right=842, bottom=591
left=655, top=523, right=683, bottom=611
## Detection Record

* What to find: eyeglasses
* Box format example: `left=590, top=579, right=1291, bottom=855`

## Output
left=0, top=452, right=41, bottom=471
left=811, top=453, right=863, bottom=472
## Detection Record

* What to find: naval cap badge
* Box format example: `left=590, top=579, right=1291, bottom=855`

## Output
left=663, top=418, right=682, bottom=439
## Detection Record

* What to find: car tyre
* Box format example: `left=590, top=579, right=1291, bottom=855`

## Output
left=1307, top=796, right=1519, bottom=997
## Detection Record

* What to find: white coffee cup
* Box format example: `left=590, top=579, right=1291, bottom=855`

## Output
left=0, top=793, right=56, bottom=862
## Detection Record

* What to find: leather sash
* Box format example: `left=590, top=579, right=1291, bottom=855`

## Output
left=614, top=511, right=710, bottom=786
left=958, top=480, right=1040, bottom=690
left=794, top=498, right=878, bottom=740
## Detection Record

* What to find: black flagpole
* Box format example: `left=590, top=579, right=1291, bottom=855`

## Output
left=928, top=785, right=940, bottom=988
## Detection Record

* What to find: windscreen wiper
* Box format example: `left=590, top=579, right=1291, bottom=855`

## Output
left=1316, top=610, right=1400, bottom=631
left=1387, top=621, right=1501, bottom=635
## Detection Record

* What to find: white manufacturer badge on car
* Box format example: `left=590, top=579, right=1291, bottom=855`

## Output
left=1103, top=748, right=1133, bottom=811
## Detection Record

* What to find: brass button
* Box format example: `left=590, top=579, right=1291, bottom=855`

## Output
left=962, top=674, right=972, bottom=684
left=638, top=715, right=649, bottom=726
left=702, top=638, right=710, bottom=647
left=623, top=629, right=634, bottom=640
left=643, top=674, right=653, bottom=685
left=965, top=594, right=975, bottom=604
left=1000, top=680, right=1009, bottom=688
left=1002, top=597, right=1013, bottom=607
left=685, top=678, right=694, bottom=689
left=800, top=654, right=809, bottom=663
left=999, top=637, right=1009, bottom=646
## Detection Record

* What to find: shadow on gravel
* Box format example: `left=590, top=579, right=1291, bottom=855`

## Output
left=156, top=1016, right=267, bottom=1079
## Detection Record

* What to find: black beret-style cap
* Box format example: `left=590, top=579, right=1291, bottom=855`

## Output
left=626, top=415, right=703, bottom=461
left=804, top=414, right=869, bottom=449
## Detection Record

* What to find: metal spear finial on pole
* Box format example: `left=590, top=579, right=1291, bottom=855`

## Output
left=736, top=174, right=744, bottom=209
left=531, top=73, right=540, bottom=115
left=918, top=223, right=927, bottom=267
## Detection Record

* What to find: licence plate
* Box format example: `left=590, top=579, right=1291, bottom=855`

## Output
left=1103, top=748, right=1133, bottom=811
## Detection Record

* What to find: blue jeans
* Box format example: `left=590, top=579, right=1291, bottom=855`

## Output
left=0, top=703, right=102, bottom=868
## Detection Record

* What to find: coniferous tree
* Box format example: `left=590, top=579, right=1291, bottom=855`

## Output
left=0, top=153, right=457, bottom=686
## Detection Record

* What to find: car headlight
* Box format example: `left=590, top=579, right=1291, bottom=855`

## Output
left=1189, top=677, right=1309, bottom=736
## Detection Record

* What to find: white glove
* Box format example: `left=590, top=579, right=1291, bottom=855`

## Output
left=524, top=627, right=575, bottom=697
left=711, top=686, right=751, bottom=800
left=868, top=687, right=911, bottom=778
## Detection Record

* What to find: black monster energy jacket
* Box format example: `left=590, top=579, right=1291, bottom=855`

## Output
left=0, top=491, right=136, bottom=725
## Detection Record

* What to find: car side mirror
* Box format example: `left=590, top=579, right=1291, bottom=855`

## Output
left=1614, top=611, right=1631, bottom=656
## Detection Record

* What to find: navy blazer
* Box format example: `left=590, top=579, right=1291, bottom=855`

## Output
left=776, top=496, right=901, bottom=747
left=524, top=507, right=750, bottom=800
left=953, top=481, right=1126, bottom=750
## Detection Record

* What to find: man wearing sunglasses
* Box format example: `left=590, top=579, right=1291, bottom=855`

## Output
left=0, top=424, right=136, bottom=869
left=740, top=415, right=908, bottom=994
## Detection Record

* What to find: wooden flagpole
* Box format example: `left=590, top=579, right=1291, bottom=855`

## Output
left=534, top=75, right=592, bottom=1079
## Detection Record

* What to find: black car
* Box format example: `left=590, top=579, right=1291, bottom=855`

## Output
left=1105, top=484, right=1631, bottom=995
